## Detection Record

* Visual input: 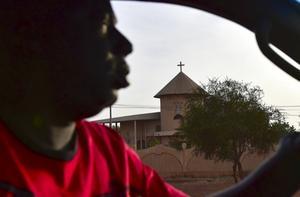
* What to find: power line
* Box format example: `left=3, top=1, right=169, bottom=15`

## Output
left=114, top=104, right=158, bottom=107
left=275, top=105, right=300, bottom=108
left=108, top=103, right=300, bottom=127
left=278, top=109, right=300, bottom=112
left=110, top=104, right=300, bottom=119
left=111, top=104, right=300, bottom=112
left=284, top=114, right=300, bottom=117
left=113, top=104, right=159, bottom=109
left=113, top=104, right=300, bottom=108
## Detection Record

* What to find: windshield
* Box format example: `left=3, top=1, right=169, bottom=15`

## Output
left=294, top=0, right=300, bottom=4
left=90, top=1, right=300, bottom=130
left=88, top=1, right=300, bottom=195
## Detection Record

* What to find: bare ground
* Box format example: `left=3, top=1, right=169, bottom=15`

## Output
left=167, top=177, right=235, bottom=197
left=167, top=177, right=300, bottom=197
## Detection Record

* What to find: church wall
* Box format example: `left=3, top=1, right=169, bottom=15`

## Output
left=160, top=95, right=188, bottom=131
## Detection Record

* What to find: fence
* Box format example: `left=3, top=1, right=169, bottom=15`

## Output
left=137, top=144, right=273, bottom=178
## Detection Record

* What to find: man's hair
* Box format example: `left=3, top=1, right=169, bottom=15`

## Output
left=0, top=0, right=111, bottom=46
left=0, top=1, right=62, bottom=61
left=0, top=0, right=113, bottom=69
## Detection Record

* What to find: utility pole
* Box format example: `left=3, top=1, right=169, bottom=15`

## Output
left=109, top=106, right=112, bottom=128
left=298, top=115, right=300, bottom=131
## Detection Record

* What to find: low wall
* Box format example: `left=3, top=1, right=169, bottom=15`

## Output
left=137, top=144, right=274, bottom=178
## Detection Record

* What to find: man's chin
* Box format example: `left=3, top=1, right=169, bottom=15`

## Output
left=101, top=90, right=118, bottom=108
left=73, top=91, right=118, bottom=120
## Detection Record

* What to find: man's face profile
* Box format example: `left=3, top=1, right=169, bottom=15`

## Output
left=0, top=0, right=133, bottom=121
left=48, top=0, right=133, bottom=119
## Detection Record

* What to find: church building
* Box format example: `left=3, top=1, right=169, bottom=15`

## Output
left=97, top=63, right=202, bottom=150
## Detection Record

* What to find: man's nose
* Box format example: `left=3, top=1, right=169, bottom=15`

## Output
left=111, top=29, right=133, bottom=56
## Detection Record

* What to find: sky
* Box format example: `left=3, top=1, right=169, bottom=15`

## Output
left=89, top=1, right=300, bottom=130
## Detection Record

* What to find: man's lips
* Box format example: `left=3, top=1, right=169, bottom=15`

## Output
left=105, top=54, right=130, bottom=89
left=112, top=75, right=129, bottom=89
left=111, top=61, right=130, bottom=89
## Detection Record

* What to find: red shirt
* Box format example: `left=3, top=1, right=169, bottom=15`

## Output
left=0, top=120, right=187, bottom=197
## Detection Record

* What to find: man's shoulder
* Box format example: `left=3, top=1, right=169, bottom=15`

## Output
left=77, top=120, right=127, bottom=148
left=78, top=120, right=120, bottom=136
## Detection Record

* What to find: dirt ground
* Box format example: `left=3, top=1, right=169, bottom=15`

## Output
left=167, top=177, right=235, bottom=197
left=167, top=177, right=300, bottom=197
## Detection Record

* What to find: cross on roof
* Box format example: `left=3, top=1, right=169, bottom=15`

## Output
left=177, top=61, right=185, bottom=72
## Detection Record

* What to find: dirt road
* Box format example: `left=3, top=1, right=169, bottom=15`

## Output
left=168, top=177, right=300, bottom=197
left=167, top=177, right=234, bottom=197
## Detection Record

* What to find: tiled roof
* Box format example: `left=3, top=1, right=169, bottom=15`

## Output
left=154, top=72, right=200, bottom=98
left=95, top=112, right=160, bottom=123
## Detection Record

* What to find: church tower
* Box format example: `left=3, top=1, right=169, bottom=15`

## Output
left=154, top=62, right=201, bottom=131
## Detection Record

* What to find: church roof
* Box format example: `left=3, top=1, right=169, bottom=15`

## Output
left=96, top=112, right=160, bottom=123
left=154, top=72, right=200, bottom=98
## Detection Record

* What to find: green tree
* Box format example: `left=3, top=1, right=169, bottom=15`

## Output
left=147, top=137, right=160, bottom=148
left=182, top=78, right=295, bottom=182
left=168, top=131, right=192, bottom=150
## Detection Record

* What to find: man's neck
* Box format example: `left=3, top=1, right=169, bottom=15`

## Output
left=18, top=120, right=77, bottom=151
left=0, top=108, right=77, bottom=155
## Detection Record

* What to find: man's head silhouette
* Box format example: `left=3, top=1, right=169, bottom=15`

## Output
left=0, top=0, right=132, bottom=123
left=0, top=0, right=133, bottom=154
